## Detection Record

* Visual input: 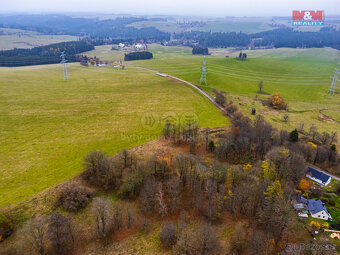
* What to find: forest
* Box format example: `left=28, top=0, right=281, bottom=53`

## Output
left=0, top=40, right=94, bottom=66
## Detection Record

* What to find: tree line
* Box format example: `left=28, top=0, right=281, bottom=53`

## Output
left=124, top=51, right=153, bottom=61
left=0, top=40, right=94, bottom=67
left=174, top=27, right=340, bottom=50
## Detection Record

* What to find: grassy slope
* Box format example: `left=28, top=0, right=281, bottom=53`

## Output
left=0, top=63, right=228, bottom=207
left=125, top=45, right=340, bottom=135
left=0, top=28, right=78, bottom=50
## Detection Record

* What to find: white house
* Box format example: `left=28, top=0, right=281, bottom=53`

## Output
left=134, top=44, right=147, bottom=51
left=307, top=199, right=332, bottom=221
left=306, top=166, right=331, bottom=187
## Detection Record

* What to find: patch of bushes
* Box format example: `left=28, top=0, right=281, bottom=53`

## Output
left=160, top=222, right=177, bottom=248
left=56, top=183, right=94, bottom=212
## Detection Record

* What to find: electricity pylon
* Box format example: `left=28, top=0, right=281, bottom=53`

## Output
left=60, top=51, right=69, bottom=80
left=200, top=56, right=207, bottom=86
left=328, top=69, right=339, bottom=94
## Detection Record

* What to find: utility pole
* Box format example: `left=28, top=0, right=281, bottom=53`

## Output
left=328, top=68, right=339, bottom=94
left=200, top=56, right=207, bottom=86
left=60, top=51, right=69, bottom=80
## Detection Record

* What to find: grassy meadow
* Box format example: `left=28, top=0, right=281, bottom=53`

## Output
left=0, top=28, right=78, bottom=50
left=122, top=45, right=340, bottom=135
left=0, top=63, right=228, bottom=207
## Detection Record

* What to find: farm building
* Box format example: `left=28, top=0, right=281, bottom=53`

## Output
left=306, top=166, right=331, bottom=187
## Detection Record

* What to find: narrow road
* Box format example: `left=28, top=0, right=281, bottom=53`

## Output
left=129, top=66, right=232, bottom=118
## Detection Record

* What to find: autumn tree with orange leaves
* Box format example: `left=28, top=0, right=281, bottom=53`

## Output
left=268, top=92, right=287, bottom=110
left=298, top=179, right=310, bottom=191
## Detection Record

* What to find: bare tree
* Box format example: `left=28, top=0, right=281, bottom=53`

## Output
left=258, top=80, right=263, bottom=93
left=160, top=222, right=177, bottom=249
left=166, top=176, right=182, bottom=214
left=330, top=131, right=338, bottom=144
left=114, top=149, right=137, bottom=169
left=309, top=124, right=318, bottom=142
left=112, top=203, right=122, bottom=232
left=178, top=211, right=188, bottom=231
left=125, top=204, right=136, bottom=229
left=91, top=197, right=113, bottom=239
left=283, top=114, right=289, bottom=122
left=156, top=184, right=167, bottom=218
left=140, top=177, right=156, bottom=214
left=298, top=123, right=305, bottom=133
left=19, top=215, right=48, bottom=255
left=82, top=150, right=116, bottom=190
left=206, top=178, right=217, bottom=220
left=46, top=212, right=74, bottom=255
left=230, top=222, right=248, bottom=254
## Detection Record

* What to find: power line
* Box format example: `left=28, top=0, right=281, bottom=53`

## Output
left=328, top=69, right=339, bottom=94
left=200, top=56, right=207, bottom=86
left=60, top=51, right=69, bottom=80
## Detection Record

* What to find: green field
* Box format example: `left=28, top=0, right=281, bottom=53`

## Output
left=0, top=63, right=228, bottom=207
left=1, top=44, right=339, bottom=208
left=0, top=28, right=78, bottom=50
left=121, top=45, right=340, bottom=135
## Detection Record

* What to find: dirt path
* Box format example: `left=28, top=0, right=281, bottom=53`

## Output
left=319, top=109, right=340, bottom=124
left=129, top=65, right=233, bottom=118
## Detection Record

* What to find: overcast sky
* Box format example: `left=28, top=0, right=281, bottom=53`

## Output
left=1, top=0, right=339, bottom=17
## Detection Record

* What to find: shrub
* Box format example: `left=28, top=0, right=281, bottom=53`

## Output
left=310, top=221, right=321, bottom=230
left=160, top=222, right=177, bottom=248
left=268, top=92, right=287, bottom=110
left=290, top=129, right=299, bottom=142
left=56, top=183, right=94, bottom=212
left=82, top=150, right=116, bottom=190
left=46, top=212, right=74, bottom=255
left=225, top=103, right=238, bottom=114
